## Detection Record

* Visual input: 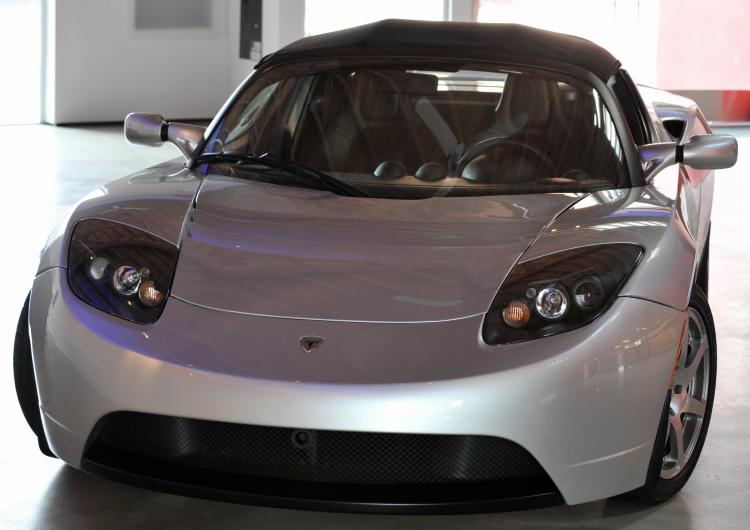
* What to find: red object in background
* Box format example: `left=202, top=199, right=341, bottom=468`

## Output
left=721, top=91, right=750, bottom=122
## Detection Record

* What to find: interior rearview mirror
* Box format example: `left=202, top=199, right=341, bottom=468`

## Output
left=124, top=113, right=206, bottom=161
left=639, top=133, right=738, bottom=182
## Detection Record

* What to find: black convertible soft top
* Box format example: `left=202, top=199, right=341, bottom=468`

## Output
left=257, top=19, right=622, bottom=81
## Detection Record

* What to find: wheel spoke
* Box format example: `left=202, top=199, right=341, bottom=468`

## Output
left=687, top=337, right=708, bottom=379
left=683, top=395, right=706, bottom=418
left=673, top=340, right=691, bottom=388
left=670, top=413, right=685, bottom=467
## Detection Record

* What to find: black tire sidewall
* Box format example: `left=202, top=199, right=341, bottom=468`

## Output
left=13, top=294, right=55, bottom=457
left=13, top=294, right=44, bottom=437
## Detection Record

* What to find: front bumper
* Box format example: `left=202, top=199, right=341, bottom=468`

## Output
left=29, top=268, right=684, bottom=510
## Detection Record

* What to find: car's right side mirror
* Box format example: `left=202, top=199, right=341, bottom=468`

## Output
left=124, top=112, right=206, bottom=161
left=639, top=133, right=738, bottom=182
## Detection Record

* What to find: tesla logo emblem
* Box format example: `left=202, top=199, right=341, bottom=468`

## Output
left=300, top=336, right=324, bottom=353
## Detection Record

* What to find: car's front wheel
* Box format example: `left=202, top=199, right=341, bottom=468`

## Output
left=630, top=286, right=716, bottom=503
left=13, top=294, right=55, bottom=458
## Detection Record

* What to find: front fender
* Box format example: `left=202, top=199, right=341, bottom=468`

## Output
left=37, top=162, right=201, bottom=274
left=522, top=185, right=697, bottom=310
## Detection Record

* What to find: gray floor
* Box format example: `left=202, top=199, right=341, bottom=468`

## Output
left=0, top=124, right=748, bottom=529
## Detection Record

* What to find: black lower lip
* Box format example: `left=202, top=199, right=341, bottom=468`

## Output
left=80, top=412, right=563, bottom=514
left=81, top=457, right=562, bottom=514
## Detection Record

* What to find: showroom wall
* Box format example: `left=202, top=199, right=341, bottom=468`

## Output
left=45, top=0, right=231, bottom=123
left=44, top=0, right=746, bottom=124
left=476, top=0, right=750, bottom=121
left=658, top=0, right=750, bottom=121
left=44, top=0, right=306, bottom=124
left=226, top=0, right=305, bottom=93
left=43, top=0, right=472, bottom=124
left=475, top=0, right=661, bottom=87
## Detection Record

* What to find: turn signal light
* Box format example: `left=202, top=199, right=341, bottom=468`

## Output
left=502, top=300, right=531, bottom=328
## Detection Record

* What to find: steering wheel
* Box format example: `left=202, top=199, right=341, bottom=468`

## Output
left=457, top=138, right=557, bottom=182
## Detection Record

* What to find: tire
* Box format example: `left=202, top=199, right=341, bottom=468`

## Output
left=628, top=286, right=716, bottom=503
left=13, top=293, right=56, bottom=458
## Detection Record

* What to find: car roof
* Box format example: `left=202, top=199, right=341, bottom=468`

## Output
left=257, top=19, right=622, bottom=81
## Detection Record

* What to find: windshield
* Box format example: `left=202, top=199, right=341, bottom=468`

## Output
left=202, top=60, right=629, bottom=198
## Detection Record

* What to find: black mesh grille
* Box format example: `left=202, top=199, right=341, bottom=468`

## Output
left=85, top=412, right=550, bottom=488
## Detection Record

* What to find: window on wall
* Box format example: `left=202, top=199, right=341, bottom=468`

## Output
left=304, top=0, right=444, bottom=36
left=0, top=0, right=41, bottom=125
left=475, top=0, right=660, bottom=86
left=134, top=0, right=212, bottom=30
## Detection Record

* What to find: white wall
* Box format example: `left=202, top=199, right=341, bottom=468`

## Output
left=45, top=0, right=307, bottom=124
left=0, top=0, right=42, bottom=124
left=444, top=0, right=473, bottom=21
left=227, top=0, right=253, bottom=91
left=232, top=0, right=470, bottom=88
left=46, top=0, right=231, bottom=124
left=304, top=0, right=444, bottom=35
left=475, top=0, right=661, bottom=87
left=226, top=0, right=306, bottom=93
left=49, top=0, right=478, bottom=123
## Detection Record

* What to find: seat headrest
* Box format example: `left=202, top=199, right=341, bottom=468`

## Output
left=353, top=70, right=437, bottom=122
left=497, top=74, right=551, bottom=130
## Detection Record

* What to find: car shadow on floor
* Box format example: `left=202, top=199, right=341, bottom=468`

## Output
left=27, top=465, right=692, bottom=530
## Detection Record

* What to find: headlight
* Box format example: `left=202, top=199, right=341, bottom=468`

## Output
left=483, top=244, right=642, bottom=344
left=67, top=218, right=179, bottom=324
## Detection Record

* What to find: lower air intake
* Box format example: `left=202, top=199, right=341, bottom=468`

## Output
left=82, top=412, right=560, bottom=511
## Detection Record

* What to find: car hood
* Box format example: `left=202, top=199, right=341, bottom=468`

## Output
left=170, top=175, right=582, bottom=322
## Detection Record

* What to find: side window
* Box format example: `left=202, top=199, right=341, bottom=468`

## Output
left=203, top=80, right=283, bottom=154
left=610, top=70, right=651, bottom=145
left=224, top=81, right=281, bottom=145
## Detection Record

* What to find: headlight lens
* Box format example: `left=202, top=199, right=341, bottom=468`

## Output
left=572, top=276, right=605, bottom=310
left=67, top=218, right=179, bottom=324
left=483, top=244, right=642, bottom=344
left=535, top=286, right=569, bottom=320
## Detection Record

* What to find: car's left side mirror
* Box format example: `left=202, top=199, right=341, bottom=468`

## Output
left=682, top=134, right=738, bottom=170
left=639, top=134, right=738, bottom=182
left=124, top=113, right=206, bottom=161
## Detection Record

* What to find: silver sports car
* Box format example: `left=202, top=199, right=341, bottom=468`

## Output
left=14, top=20, right=738, bottom=513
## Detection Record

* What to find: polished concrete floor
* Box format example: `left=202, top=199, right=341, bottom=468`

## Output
left=0, top=124, right=748, bottom=529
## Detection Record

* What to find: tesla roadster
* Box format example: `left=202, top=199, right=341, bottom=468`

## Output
left=14, top=20, right=738, bottom=513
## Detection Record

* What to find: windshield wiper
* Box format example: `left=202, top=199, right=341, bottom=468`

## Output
left=193, top=152, right=366, bottom=197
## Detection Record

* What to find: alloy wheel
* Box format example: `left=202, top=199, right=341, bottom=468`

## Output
left=661, top=307, right=711, bottom=480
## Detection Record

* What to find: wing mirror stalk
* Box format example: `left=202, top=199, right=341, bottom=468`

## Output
left=124, top=113, right=206, bottom=161
left=639, top=133, right=738, bottom=182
